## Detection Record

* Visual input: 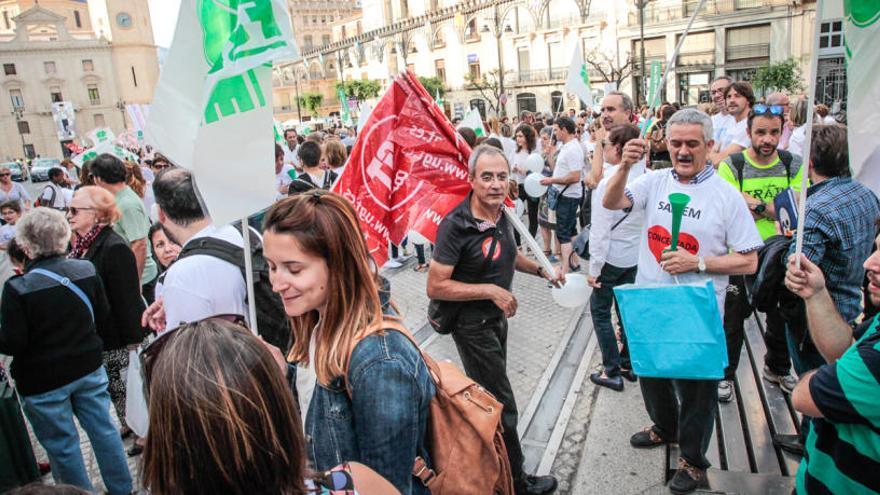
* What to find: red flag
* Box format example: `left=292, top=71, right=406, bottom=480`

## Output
left=334, top=70, right=473, bottom=266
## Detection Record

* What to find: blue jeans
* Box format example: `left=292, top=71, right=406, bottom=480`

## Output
left=590, top=263, right=637, bottom=376
left=554, top=195, right=581, bottom=244
left=785, top=324, right=827, bottom=441
left=22, top=367, right=133, bottom=495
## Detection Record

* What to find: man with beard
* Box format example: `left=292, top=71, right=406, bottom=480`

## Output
left=784, top=242, right=880, bottom=493
left=715, top=104, right=805, bottom=402
left=710, top=81, right=754, bottom=166
left=709, top=76, right=733, bottom=146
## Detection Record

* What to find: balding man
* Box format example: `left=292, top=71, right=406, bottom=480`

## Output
left=767, top=92, right=792, bottom=150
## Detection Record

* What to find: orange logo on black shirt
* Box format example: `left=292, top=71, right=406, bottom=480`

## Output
left=482, top=237, right=501, bottom=261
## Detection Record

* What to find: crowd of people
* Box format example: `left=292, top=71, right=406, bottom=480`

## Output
left=0, top=75, right=876, bottom=495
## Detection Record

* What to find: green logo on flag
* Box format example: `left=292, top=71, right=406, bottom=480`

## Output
left=474, top=127, right=484, bottom=137
left=83, top=151, right=97, bottom=161
left=846, top=0, right=880, bottom=28
left=198, top=0, right=285, bottom=124
left=97, top=130, right=106, bottom=140
left=579, top=64, right=590, bottom=86
left=338, top=88, right=353, bottom=126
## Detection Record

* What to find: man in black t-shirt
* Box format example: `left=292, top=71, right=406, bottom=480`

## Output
left=288, top=141, right=337, bottom=194
left=427, top=145, right=561, bottom=495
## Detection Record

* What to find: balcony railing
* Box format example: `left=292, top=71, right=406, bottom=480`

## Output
left=628, top=0, right=771, bottom=26
left=509, top=66, right=580, bottom=85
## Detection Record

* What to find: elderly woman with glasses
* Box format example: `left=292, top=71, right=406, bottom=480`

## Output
left=67, top=186, right=147, bottom=451
left=0, top=208, right=132, bottom=494
left=0, top=165, right=30, bottom=210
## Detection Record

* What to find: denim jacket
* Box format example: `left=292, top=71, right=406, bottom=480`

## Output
left=301, top=330, right=435, bottom=495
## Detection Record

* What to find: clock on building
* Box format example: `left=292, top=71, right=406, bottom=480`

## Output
left=116, top=12, right=132, bottom=28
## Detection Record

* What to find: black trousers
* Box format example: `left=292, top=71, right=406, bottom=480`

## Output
left=640, top=377, right=718, bottom=469
left=514, top=184, right=539, bottom=246
left=451, top=313, right=524, bottom=481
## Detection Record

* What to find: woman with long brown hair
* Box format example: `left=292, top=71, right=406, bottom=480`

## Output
left=141, top=316, right=397, bottom=495
left=262, top=191, right=434, bottom=495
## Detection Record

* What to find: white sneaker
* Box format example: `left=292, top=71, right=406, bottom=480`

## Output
left=383, top=259, right=403, bottom=269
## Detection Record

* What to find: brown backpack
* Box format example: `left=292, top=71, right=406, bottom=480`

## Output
left=349, top=320, right=515, bottom=495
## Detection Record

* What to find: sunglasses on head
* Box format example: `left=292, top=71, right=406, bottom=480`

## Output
left=139, top=314, right=248, bottom=395
left=752, top=104, right=784, bottom=116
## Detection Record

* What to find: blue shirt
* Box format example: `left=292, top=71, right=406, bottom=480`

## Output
left=788, top=177, right=880, bottom=323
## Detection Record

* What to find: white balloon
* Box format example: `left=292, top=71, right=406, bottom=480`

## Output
left=408, top=230, right=429, bottom=245
left=514, top=199, right=525, bottom=217
left=525, top=153, right=544, bottom=174
left=551, top=273, right=591, bottom=308
left=524, top=173, right=548, bottom=198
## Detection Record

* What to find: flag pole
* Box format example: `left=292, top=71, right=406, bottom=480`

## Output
left=504, top=207, right=556, bottom=282
left=793, top=0, right=824, bottom=269
left=639, top=0, right=708, bottom=138
left=241, top=217, right=259, bottom=335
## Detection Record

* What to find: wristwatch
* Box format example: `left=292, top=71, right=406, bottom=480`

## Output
left=753, top=202, right=767, bottom=215
left=697, top=256, right=706, bottom=273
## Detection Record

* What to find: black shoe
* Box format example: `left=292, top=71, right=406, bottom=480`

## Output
left=773, top=433, right=804, bottom=456
left=127, top=443, right=144, bottom=457
left=630, top=426, right=670, bottom=448
left=620, top=368, right=638, bottom=382
left=668, top=458, right=707, bottom=494
left=515, top=474, right=558, bottom=495
left=590, top=371, right=624, bottom=391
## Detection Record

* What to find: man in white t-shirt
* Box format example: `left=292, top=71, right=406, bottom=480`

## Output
left=710, top=81, right=755, bottom=167
left=586, top=92, right=635, bottom=188
left=541, top=116, right=584, bottom=274
left=603, top=108, right=762, bottom=494
left=709, top=76, right=734, bottom=146
left=142, top=168, right=248, bottom=332
left=274, top=143, right=295, bottom=200
left=37, top=168, right=71, bottom=211
left=283, top=128, right=300, bottom=171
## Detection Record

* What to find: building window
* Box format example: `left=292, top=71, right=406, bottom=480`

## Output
left=819, top=21, right=844, bottom=50
left=23, top=144, right=35, bottom=159
left=469, top=99, right=486, bottom=120
left=17, top=121, right=29, bottom=134
left=816, top=57, right=846, bottom=111
left=468, top=60, right=481, bottom=82
left=517, top=47, right=530, bottom=72
left=44, top=61, right=56, bottom=74
left=9, top=89, right=23, bottom=109
left=3, top=11, right=10, bottom=30
left=94, top=113, right=105, bottom=127
left=50, top=86, right=63, bottom=102
left=322, top=34, right=331, bottom=46
left=303, top=35, right=313, bottom=50
left=400, top=0, right=409, bottom=18
left=678, top=72, right=712, bottom=106
left=131, top=66, right=138, bottom=87
left=551, top=91, right=563, bottom=112
left=435, top=59, right=446, bottom=83
left=74, top=10, right=82, bottom=28
left=433, top=29, right=445, bottom=49
left=516, top=93, right=537, bottom=114
left=87, top=84, right=101, bottom=105
left=4, top=63, right=16, bottom=75
left=82, top=59, right=94, bottom=71
left=725, top=24, right=771, bottom=64
left=465, top=18, right=480, bottom=42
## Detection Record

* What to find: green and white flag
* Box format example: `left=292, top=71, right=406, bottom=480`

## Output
left=435, top=89, right=444, bottom=108
left=458, top=108, right=486, bottom=137
left=72, top=140, right=139, bottom=167
left=338, top=87, right=354, bottom=127
left=87, top=127, right=115, bottom=147
left=647, top=60, right=662, bottom=109
left=564, top=43, right=591, bottom=108
left=274, top=119, right=285, bottom=144
left=145, top=0, right=298, bottom=225
left=846, top=1, right=880, bottom=197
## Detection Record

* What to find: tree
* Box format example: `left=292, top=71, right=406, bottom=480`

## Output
left=751, top=58, right=805, bottom=96
left=298, top=92, right=324, bottom=117
left=584, top=49, right=635, bottom=88
left=465, top=69, right=502, bottom=116
left=335, top=79, right=382, bottom=101
left=418, top=76, right=447, bottom=100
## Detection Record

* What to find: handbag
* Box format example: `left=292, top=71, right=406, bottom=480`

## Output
left=0, top=381, right=39, bottom=491
left=545, top=184, right=570, bottom=211
left=427, top=233, right=499, bottom=335
left=613, top=280, right=728, bottom=379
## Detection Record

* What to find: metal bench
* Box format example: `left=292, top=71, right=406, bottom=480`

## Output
left=664, top=312, right=800, bottom=494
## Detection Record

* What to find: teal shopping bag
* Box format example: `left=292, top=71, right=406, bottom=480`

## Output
left=613, top=280, right=728, bottom=380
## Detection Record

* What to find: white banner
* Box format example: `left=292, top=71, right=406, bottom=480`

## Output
left=125, top=104, right=151, bottom=132
left=145, top=0, right=299, bottom=226
left=51, top=101, right=77, bottom=141
left=458, top=108, right=486, bottom=138
left=564, top=43, right=592, bottom=109
left=87, top=127, right=115, bottom=147
left=846, top=2, right=880, bottom=197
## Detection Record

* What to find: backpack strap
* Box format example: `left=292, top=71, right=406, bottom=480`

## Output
left=729, top=153, right=746, bottom=192
left=778, top=149, right=794, bottom=185
left=30, top=268, right=94, bottom=321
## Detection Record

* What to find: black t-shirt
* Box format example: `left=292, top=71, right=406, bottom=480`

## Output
left=288, top=170, right=338, bottom=195
left=433, top=194, right=518, bottom=318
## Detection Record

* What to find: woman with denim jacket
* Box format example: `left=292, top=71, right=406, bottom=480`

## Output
left=263, top=191, right=435, bottom=495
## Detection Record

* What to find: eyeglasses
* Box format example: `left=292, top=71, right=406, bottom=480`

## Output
left=140, top=314, right=248, bottom=396
left=68, top=206, right=95, bottom=216
left=752, top=104, right=784, bottom=116
left=0, top=173, right=10, bottom=177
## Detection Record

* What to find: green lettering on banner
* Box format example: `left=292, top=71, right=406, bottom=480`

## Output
left=579, top=64, right=590, bottom=86
left=647, top=60, right=662, bottom=108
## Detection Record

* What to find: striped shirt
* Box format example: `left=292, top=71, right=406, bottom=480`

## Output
left=796, top=315, right=880, bottom=494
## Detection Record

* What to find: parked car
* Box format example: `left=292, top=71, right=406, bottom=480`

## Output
left=30, top=158, right=61, bottom=182
left=1, top=162, right=24, bottom=181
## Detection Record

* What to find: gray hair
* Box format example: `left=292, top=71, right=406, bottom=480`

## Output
left=791, top=96, right=809, bottom=127
left=666, top=108, right=714, bottom=143
left=607, top=91, right=635, bottom=113
left=539, top=126, right=553, bottom=138
left=16, top=207, right=71, bottom=258
left=712, top=75, right=733, bottom=85
left=766, top=92, right=790, bottom=105
left=468, top=144, right=510, bottom=177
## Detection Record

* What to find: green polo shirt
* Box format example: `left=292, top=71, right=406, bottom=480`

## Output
left=113, top=186, right=158, bottom=285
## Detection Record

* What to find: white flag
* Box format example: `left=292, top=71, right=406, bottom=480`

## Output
left=357, top=103, right=373, bottom=134
left=145, top=0, right=298, bottom=226
left=846, top=2, right=880, bottom=197
left=458, top=108, right=486, bottom=138
left=564, top=43, right=592, bottom=108
left=87, top=127, right=115, bottom=147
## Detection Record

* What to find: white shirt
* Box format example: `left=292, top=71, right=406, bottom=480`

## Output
left=39, top=183, right=70, bottom=209
left=283, top=143, right=299, bottom=169
left=625, top=168, right=762, bottom=314
left=162, top=224, right=249, bottom=331
left=552, top=139, right=585, bottom=199
left=296, top=332, right=318, bottom=424
left=141, top=167, right=156, bottom=218
left=275, top=164, right=295, bottom=200
left=711, top=113, right=734, bottom=145
left=717, top=116, right=749, bottom=151
left=589, top=159, right=648, bottom=277
left=789, top=124, right=807, bottom=159
left=64, top=167, right=79, bottom=185
left=511, top=149, right=531, bottom=183
left=822, top=115, right=836, bottom=125
left=490, top=133, right=517, bottom=166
